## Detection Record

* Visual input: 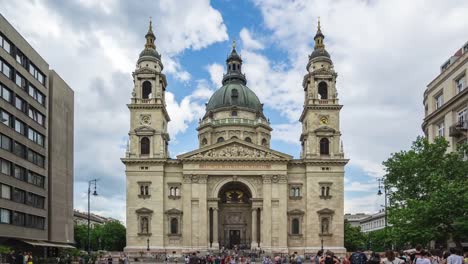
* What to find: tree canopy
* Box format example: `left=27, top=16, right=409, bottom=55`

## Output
left=74, top=220, right=126, bottom=251
left=383, top=136, right=468, bottom=248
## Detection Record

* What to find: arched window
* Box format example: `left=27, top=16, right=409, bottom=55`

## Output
left=290, top=188, right=295, bottom=197
left=231, top=111, right=238, bottom=117
left=201, top=138, right=207, bottom=145
left=320, top=138, right=329, bottom=155
left=261, top=138, right=267, bottom=146
left=318, top=82, right=328, bottom=99
left=292, top=218, right=300, bottom=234
left=175, top=187, right=180, bottom=196
left=326, top=186, right=330, bottom=197
left=142, top=81, right=152, bottom=99
left=144, top=186, right=149, bottom=195
left=321, top=186, right=326, bottom=197
left=295, top=188, right=300, bottom=197
left=140, top=186, right=145, bottom=195
left=217, top=137, right=224, bottom=143
left=245, top=137, right=252, bottom=143
left=170, top=218, right=178, bottom=234
left=141, top=217, right=149, bottom=234
left=321, top=218, right=329, bottom=234
left=141, top=137, right=150, bottom=155
left=170, top=187, right=174, bottom=196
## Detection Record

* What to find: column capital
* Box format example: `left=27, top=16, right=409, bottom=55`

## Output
left=262, top=175, right=272, bottom=184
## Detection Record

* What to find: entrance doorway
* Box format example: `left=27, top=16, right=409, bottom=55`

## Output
left=229, top=230, right=241, bottom=248
left=212, top=181, right=256, bottom=249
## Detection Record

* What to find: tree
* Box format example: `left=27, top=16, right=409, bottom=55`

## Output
left=344, top=220, right=366, bottom=251
left=383, top=137, right=468, bottom=249
left=74, top=224, right=88, bottom=250
left=74, top=221, right=126, bottom=251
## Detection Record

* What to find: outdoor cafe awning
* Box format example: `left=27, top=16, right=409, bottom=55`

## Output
left=21, top=239, right=75, bottom=248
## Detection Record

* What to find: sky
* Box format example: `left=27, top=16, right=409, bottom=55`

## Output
left=1, top=0, right=467, bottom=224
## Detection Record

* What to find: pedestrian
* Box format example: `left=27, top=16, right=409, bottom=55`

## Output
left=351, top=248, right=368, bottom=264
left=446, top=248, right=462, bottom=264
left=384, top=250, right=403, bottom=264
left=414, top=251, right=431, bottom=264
left=411, top=246, right=423, bottom=264
left=26, top=253, right=33, bottom=264
left=342, top=253, right=351, bottom=264
left=315, top=251, right=324, bottom=264
left=107, top=255, right=113, bottom=264
left=367, top=252, right=380, bottom=264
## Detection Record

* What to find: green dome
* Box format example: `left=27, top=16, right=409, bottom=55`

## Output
left=206, top=83, right=263, bottom=113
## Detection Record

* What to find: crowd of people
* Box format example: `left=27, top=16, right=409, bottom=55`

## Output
left=178, top=246, right=468, bottom=264
left=5, top=251, right=34, bottom=264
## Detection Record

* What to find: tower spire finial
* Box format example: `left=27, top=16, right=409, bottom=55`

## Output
left=144, top=17, right=156, bottom=49
left=318, top=16, right=321, bottom=31
left=232, top=39, right=236, bottom=50
left=149, top=16, right=153, bottom=32
left=313, top=16, right=325, bottom=50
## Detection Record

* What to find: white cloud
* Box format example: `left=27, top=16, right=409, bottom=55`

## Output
left=206, top=63, right=224, bottom=87
left=271, top=123, right=302, bottom=145
left=345, top=193, right=384, bottom=214
left=0, top=0, right=228, bottom=223
left=240, top=28, right=264, bottom=50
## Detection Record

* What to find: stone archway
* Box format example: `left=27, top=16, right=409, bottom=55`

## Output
left=212, top=181, right=254, bottom=249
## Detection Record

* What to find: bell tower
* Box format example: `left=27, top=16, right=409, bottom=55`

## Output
left=126, top=19, right=170, bottom=159
left=300, top=19, right=344, bottom=160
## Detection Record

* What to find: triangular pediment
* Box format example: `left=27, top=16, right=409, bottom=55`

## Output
left=317, top=208, right=335, bottom=215
left=165, top=208, right=183, bottom=215
left=134, top=125, right=156, bottom=133
left=177, top=138, right=292, bottom=161
left=314, top=126, right=336, bottom=134
left=135, top=67, right=157, bottom=75
left=135, top=207, right=153, bottom=214
left=288, top=209, right=305, bottom=215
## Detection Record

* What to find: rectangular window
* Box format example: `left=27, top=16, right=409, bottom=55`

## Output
left=28, top=107, right=45, bottom=126
left=14, top=165, right=27, bottom=181
left=435, top=93, right=444, bottom=109
left=456, top=76, right=466, bottom=94
left=27, top=150, right=45, bottom=168
left=0, top=159, right=11, bottom=176
left=1, top=184, right=11, bottom=199
left=458, top=108, right=467, bottom=125
left=13, top=141, right=27, bottom=159
left=15, top=96, right=26, bottom=112
left=1, top=85, right=12, bottom=102
left=437, top=122, right=445, bottom=137
left=25, top=214, right=44, bottom=229
left=12, top=211, right=25, bottom=226
left=1, top=110, right=11, bottom=127
left=29, top=64, right=45, bottom=85
left=0, top=60, right=11, bottom=78
left=12, top=188, right=26, bottom=204
left=0, top=35, right=11, bottom=54
left=0, top=208, right=11, bottom=224
left=15, top=73, right=27, bottom=89
left=14, top=119, right=26, bottom=135
left=26, top=193, right=45, bottom=209
left=15, top=50, right=26, bottom=67
left=28, top=171, right=45, bottom=188
left=0, top=134, right=12, bottom=151
left=28, top=84, right=45, bottom=105
left=28, top=128, right=45, bottom=146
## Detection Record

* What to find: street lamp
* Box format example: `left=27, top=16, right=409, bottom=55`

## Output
left=377, top=178, right=387, bottom=229
left=320, top=227, right=324, bottom=251
left=88, top=179, right=99, bottom=255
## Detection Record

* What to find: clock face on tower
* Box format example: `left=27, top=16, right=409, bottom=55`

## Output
left=320, top=116, right=328, bottom=125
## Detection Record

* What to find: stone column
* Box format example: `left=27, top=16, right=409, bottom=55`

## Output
left=197, top=175, right=208, bottom=249
left=212, top=208, right=219, bottom=249
left=182, top=175, right=192, bottom=248
left=261, top=175, right=272, bottom=251
left=251, top=208, right=258, bottom=249
left=278, top=175, right=288, bottom=251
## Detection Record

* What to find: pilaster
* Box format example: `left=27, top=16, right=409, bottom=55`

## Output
left=261, top=175, right=272, bottom=251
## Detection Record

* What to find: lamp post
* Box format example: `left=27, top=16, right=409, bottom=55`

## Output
left=88, top=179, right=98, bottom=255
left=147, top=238, right=150, bottom=251
left=377, top=177, right=391, bottom=249
left=320, top=228, right=324, bottom=251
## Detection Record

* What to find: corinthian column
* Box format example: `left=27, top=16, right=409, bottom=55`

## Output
left=251, top=208, right=258, bottom=249
left=212, top=208, right=219, bottom=249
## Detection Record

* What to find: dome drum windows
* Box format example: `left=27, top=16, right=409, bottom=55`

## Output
left=217, top=137, right=225, bottom=143
left=244, top=137, right=252, bottom=143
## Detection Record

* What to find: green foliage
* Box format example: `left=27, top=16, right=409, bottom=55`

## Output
left=74, top=221, right=126, bottom=252
left=344, top=220, right=367, bottom=251
left=0, top=245, right=12, bottom=254
left=383, top=137, right=468, bottom=249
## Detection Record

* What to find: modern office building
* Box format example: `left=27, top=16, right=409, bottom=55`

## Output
left=423, top=41, right=468, bottom=149
left=0, top=14, right=74, bottom=249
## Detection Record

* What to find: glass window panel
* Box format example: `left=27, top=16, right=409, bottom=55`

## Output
left=1, top=159, right=11, bottom=175
left=1, top=184, right=11, bottom=199
left=2, top=61, right=11, bottom=78
left=1, top=134, right=11, bottom=150
left=0, top=209, right=11, bottom=224
left=1, top=111, right=10, bottom=126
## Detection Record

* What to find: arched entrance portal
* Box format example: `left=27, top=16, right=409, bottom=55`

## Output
left=214, top=181, right=253, bottom=249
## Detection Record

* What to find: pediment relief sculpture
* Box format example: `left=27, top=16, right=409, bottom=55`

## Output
left=187, top=143, right=282, bottom=159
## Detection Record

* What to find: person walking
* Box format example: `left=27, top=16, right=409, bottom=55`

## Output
left=350, top=249, right=368, bottom=264
left=383, top=251, right=402, bottom=264
left=446, top=249, right=462, bottom=264
left=26, top=253, right=33, bottom=264
left=367, top=252, right=380, bottom=264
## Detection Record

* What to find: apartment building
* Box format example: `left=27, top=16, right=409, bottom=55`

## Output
left=423, top=41, right=468, bottom=150
left=0, top=14, right=74, bottom=249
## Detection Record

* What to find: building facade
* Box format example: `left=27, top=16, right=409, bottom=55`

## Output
left=0, top=14, right=74, bottom=248
left=124, top=21, right=348, bottom=255
left=73, top=210, right=118, bottom=227
left=423, top=41, right=468, bottom=149
left=344, top=213, right=371, bottom=228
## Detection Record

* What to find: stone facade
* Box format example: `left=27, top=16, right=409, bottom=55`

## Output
left=123, top=21, right=348, bottom=255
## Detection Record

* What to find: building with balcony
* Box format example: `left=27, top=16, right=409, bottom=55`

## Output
left=73, top=210, right=118, bottom=227
left=423, top=41, right=468, bottom=150
left=0, top=14, right=74, bottom=250
left=344, top=213, right=371, bottom=228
